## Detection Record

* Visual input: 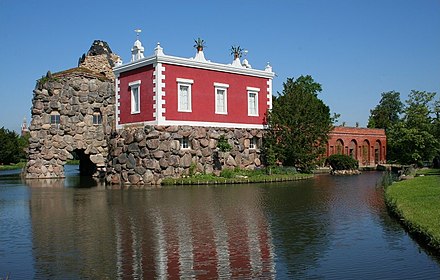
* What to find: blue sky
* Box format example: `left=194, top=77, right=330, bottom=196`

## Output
left=1, top=0, right=439, bottom=132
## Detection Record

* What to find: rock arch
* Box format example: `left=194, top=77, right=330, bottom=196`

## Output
left=71, top=149, right=96, bottom=176
left=26, top=41, right=118, bottom=179
left=25, top=70, right=115, bottom=179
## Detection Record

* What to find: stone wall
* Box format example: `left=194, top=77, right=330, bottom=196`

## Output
left=106, top=125, right=264, bottom=185
left=25, top=70, right=115, bottom=179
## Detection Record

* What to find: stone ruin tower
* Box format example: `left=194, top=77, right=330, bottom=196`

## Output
left=25, top=40, right=119, bottom=179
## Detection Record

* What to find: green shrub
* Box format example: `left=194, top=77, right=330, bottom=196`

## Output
left=189, top=163, right=197, bottom=176
left=217, top=135, right=232, bottom=152
left=326, top=154, right=359, bottom=170
left=220, top=168, right=235, bottom=178
left=269, top=166, right=298, bottom=175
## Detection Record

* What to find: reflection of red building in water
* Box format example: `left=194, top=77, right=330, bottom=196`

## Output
left=326, top=126, right=386, bottom=166
left=29, top=181, right=275, bottom=279
left=114, top=202, right=276, bottom=279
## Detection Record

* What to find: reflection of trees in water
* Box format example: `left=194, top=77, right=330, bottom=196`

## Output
left=262, top=179, right=332, bottom=278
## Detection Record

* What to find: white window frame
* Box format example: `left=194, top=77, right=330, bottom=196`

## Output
left=247, top=87, right=260, bottom=117
left=250, top=136, right=258, bottom=149
left=129, top=80, right=141, bottom=114
left=50, top=111, right=60, bottom=126
left=177, top=78, right=194, bottom=112
left=180, top=136, right=191, bottom=150
left=93, top=111, right=102, bottom=125
left=214, top=82, right=229, bottom=115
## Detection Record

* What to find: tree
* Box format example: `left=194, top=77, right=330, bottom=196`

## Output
left=263, top=76, right=332, bottom=172
left=367, top=91, right=403, bottom=130
left=387, top=122, right=438, bottom=165
left=384, top=90, right=439, bottom=165
left=432, top=100, right=440, bottom=167
left=404, top=90, right=435, bottom=131
left=0, top=127, right=23, bottom=165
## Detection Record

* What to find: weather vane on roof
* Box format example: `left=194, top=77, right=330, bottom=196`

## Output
left=134, top=29, right=142, bottom=40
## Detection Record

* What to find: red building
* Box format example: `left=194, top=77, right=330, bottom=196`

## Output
left=114, top=38, right=275, bottom=129
left=326, top=126, right=386, bottom=166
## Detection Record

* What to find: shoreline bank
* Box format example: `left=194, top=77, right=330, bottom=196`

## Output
left=385, top=169, right=440, bottom=253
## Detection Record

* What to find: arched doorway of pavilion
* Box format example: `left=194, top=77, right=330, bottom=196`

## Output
left=336, top=139, right=344, bottom=155
left=349, top=139, right=357, bottom=160
left=374, top=140, right=381, bottom=164
left=362, top=139, right=370, bottom=166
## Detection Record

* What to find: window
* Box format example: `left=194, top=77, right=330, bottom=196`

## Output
left=250, top=137, right=258, bottom=149
left=129, top=80, right=141, bottom=114
left=180, top=137, right=190, bottom=149
left=247, top=87, right=260, bottom=116
left=177, top=78, right=193, bottom=112
left=214, top=83, right=229, bottom=114
left=93, top=111, right=102, bottom=125
left=50, top=112, right=60, bottom=126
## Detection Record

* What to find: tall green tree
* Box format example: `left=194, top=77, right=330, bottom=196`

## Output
left=367, top=91, right=403, bottom=130
left=386, top=90, right=439, bottom=165
left=433, top=100, right=440, bottom=167
left=404, top=90, right=436, bottom=131
left=387, top=122, right=438, bottom=165
left=263, top=76, right=332, bottom=172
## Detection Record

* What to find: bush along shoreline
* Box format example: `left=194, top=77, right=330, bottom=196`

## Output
left=326, top=154, right=361, bottom=175
left=161, top=166, right=313, bottom=185
left=384, top=168, right=440, bottom=253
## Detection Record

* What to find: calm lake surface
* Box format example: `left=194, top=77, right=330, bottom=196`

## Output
left=1, top=166, right=440, bottom=279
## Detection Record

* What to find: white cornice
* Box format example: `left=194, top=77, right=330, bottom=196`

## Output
left=114, top=54, right=275, bottom=79
left=117, top=119, right=265, bottom=130
left=114, top=56, right=156, bottom=74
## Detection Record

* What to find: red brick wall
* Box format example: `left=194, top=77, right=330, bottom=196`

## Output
left=326, top=126, right=386, bottom=166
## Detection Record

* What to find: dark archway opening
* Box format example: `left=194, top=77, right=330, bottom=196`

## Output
left=336, top=139, right=344, bottom=154
left=362, top=140, right=370, bottom=166
left=374, top=140, right=381, bottom=164
left=71, top=149, right=97, bottom=176
left=64, top=149, right=101, bottom=188
left=349, top=140, right=357, bottom=159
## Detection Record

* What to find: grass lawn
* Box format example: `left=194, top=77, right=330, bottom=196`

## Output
left=385, top=168, right=440, bottom=250
left=0, top=162, right=26, bottom=171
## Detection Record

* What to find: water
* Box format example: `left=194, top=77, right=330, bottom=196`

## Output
left=0, top=166, right=439, bottom=279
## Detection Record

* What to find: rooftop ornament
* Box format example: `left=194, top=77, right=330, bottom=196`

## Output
left=131, top=29, right=145, bottom=62
left=230, top=45, right=244, bottom=67
left=230, top=45, right=244, bottom=59
left=194, top=37, right=206, bottom=52
left=193, top=37, right=207, bottom=62
left=241, top=49, right=252, bottom=68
